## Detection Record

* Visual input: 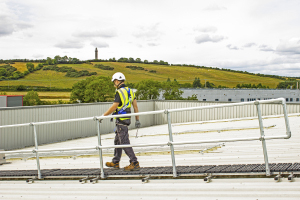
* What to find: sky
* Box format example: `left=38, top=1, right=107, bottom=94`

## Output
left=1, top=0, right=300, bottom=77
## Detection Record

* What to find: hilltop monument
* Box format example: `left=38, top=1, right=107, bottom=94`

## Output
left=95, top=48, right=98, bottom=60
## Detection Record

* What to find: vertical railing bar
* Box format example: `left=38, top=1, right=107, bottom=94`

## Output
left=96, top=119, right=105, bottom=179
left=282, top=100, right=292, bottom=138
left=31, top=123, right=42, bottom=179
left=166, top=110, right=177, bottom=177
left=255, top=102, right=270, bottom=176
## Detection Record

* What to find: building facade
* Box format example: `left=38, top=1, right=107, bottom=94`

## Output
left=179, top=89, right=300, bottom=103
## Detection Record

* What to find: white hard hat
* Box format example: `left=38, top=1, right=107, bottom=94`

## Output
left=112, top=72, right=126, bottom=82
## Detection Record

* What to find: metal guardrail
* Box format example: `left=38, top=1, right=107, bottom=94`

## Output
left=0, top=98, right=292, bottom=179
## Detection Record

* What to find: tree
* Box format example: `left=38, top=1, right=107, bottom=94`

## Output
left=144, top=60, right=149, bottom=64
left=70, top=76, right=115, bottom=103
left=181, top=83, right=192, bottom=88
left=205, top=81, right=215, bottom=88
left=193, top=77, right=201, bottom=88
left=0, top=68, right=6, bottom=76
left=186, top=94, right=198, bottom=100
left=162, top=80, right=183, bottom=100
left=135, top=58, right=142, bottom=63
left=26, top=62, right=34, bottom=72
left=135, top=80, right=161, bottom=100
left=54, top=55, right=61, bottom=63
left=23, top=91, right=41, bottom=106
left=16, top=85, right=26, bottom=91
left=159, top=60, right=165, bottom=65
left=35, top=63, right=43, bottom=70
left=129, top=57, right=135, bottom=63
left=46, top=57, right=53, bottom=65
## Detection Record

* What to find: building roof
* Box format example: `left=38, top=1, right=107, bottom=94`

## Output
left=1, top=114, right=300, bottom=199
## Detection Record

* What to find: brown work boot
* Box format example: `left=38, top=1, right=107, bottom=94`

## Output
left=124, top=161, right=140, bottom=171
left=105, top=162, right=119, bottom=169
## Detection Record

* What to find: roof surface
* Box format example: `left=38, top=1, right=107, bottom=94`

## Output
left=1, top=114, right=300, bottom=199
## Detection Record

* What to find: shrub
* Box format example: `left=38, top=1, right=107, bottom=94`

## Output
left=94, top=64, right=114, bottom=70
left=23, top=91, right=41, bottom=106
left=16, top=85, right=26, bottom=91
left=126, top=66, right=144, bottom=70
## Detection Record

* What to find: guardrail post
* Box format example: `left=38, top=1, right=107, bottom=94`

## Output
left=282, top=100, right=292, bottom=138
left=96, top=119, right=105, bottom=179
left=255, top=101, right=271, bottom=176
left=30, top=123, right=42, bottom=179
left=166, top=110, right=177, bottom=177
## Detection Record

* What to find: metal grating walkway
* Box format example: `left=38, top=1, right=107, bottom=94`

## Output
left=0, top=163, right=299, bottom=179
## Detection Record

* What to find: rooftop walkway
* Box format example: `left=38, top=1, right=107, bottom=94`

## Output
left=1, top=114, right=300, bottom=199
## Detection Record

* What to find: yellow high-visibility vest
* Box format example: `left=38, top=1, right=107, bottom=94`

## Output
left=116, top=87, right=135, bottom=121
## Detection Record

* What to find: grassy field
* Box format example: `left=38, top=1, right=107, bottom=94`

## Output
left=2, top=91, right=71, bottom=101
left=0, top=62, right=284, bottom=89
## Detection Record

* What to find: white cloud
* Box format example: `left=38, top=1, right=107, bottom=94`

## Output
left=226, top=44, right=239, bottom=50
left=90, top=41, right=109, bottom=48
left=54, top=40, right=84, bottom=49
left=0, top=14, right=33, bottom=37
left=204, top=4, right=227, bottom=11
left=194, top=26, right=217, bottom=33
left=195, top=34, right=225, bottom=44
left=148, top=43, right=159, bottom=47
left=0, top=1, right=33, bottom=37
left=133, top=23, right=162, bottom=40
left=73, top=29, right=117, bottom=38
left=243, top=43, right=256, bottom=48
left=259, top=44, right=274, bottom=52
left=32, top=54, right=44, bottom=58
left=276, top=38, right=300, bottom=55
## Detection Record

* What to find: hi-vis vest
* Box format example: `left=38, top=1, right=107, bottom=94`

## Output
left=115, top=87, right=135, bottom=121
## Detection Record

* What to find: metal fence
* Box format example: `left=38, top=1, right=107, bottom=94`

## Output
left=0, top=98, right=292, bottom=179
left=1, top=100, right=299, bottom=150
left=0, top=101, right=155, bottom=150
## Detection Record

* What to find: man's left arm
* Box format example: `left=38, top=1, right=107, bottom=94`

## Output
left=132, top=99, right=139, bottom=121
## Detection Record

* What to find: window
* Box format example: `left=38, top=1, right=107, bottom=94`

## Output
left=241, top=98, right=244, bottom=102
left=296, top=98, right=299, bottom=102
left=286, top=98, right=289, bottom=102
left=228, top=98, right=232, bottom=102
left=215, top=99, right=219, bottom=101
left=290, top=98, right=293, bottom=102
left=257, top=98, right=260, bottom=100
left=203, top=99, right=206, bottom=101
left=247, top=98, right=249, bottom=101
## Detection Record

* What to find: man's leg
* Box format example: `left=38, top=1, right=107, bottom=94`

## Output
left=112, top=128, right=123, bottom=163
left=116, top=124, right=137, bottom=163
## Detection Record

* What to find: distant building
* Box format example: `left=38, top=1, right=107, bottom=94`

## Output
left=95, top=48, right=98, bottom=60
left=0, top=95, right=24, bottom=107
left=158, top=89, right=300, bottom=103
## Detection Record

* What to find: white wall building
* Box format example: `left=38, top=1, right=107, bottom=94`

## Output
left=179, top=89, right=300, bottom=103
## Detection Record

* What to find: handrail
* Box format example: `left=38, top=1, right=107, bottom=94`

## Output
left=0, top=98, right=292, bottom=179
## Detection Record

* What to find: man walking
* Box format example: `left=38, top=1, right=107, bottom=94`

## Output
left=103, top=72, right=141, bottom=171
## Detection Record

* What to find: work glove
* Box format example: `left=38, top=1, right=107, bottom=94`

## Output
left=135, top=120, right=141, bottom=128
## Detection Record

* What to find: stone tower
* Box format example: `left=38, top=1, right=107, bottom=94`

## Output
left=95, top=47, right=98, bottom=60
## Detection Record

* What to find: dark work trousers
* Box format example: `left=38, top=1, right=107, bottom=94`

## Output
left=112, top=124, right=137, bottom=163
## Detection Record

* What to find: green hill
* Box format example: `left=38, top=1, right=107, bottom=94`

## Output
left=0, top=62, right=284, bottom=89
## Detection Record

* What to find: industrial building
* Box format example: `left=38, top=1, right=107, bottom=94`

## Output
left=179, top=89, right=300, bottom=103
left=0, top=95, right=23, bottom=107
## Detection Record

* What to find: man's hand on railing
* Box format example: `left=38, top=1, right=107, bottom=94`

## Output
left=135, top=120, right=141, bottom=128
